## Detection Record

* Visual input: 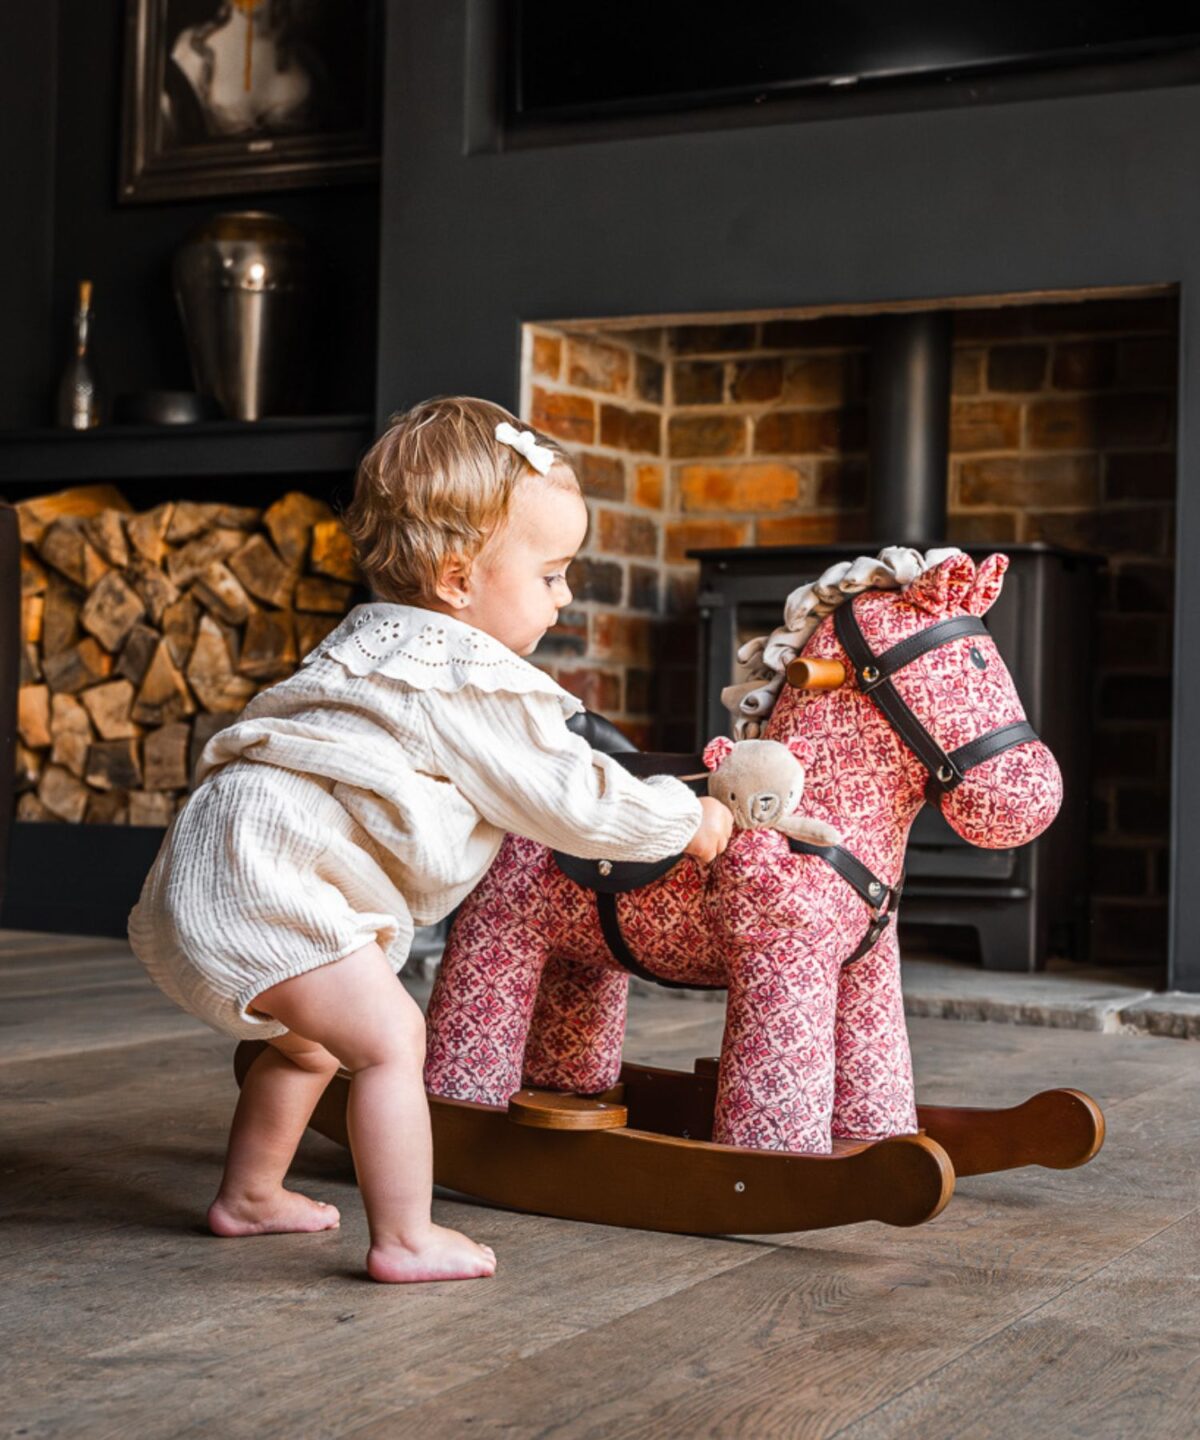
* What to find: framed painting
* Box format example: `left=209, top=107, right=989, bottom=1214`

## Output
left=119, top=0, right=382, bottom=204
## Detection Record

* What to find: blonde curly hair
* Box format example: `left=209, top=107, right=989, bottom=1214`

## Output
left=341, top=396, right=579, bottom=605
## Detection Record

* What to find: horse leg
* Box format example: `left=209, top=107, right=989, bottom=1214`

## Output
left=424, top=836, right=555, bottom=1107
left=832, top=924, right=918, bottom=1140
left=522, top=952, right=630, bottom=1095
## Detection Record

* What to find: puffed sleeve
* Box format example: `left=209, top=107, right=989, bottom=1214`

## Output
left=423, top=687, right=704, bottom=862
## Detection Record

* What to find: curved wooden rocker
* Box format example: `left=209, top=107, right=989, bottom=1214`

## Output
left=233, top=1044, right=1104, bottom=1236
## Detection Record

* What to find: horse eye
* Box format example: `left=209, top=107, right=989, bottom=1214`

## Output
left=729, top=792, right=736, bottom=801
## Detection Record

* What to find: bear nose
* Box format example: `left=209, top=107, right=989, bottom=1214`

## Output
left=753, top=794, right=777, bottom=820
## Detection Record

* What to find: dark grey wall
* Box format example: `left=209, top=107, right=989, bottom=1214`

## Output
left=377, top=5, right=1197, bottom=987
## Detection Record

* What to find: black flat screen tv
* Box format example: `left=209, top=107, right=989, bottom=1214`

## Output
left=507, top=2, right=1200, bottom=124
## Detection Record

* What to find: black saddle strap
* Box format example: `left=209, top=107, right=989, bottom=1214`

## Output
left=788, top=838, right=902, bottom=967
left=595, top=891, right=725, bottom=991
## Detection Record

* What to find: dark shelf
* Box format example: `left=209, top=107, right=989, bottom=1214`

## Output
left=0, top=414, right=374, bottom=486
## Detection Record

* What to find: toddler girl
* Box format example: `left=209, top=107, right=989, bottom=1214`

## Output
left=127, top=396, right=733, bottom=1284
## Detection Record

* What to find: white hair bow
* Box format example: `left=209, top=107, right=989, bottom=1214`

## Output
left=495, top=421, right=555, bottom=476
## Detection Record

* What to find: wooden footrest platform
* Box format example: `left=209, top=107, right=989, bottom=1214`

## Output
left=507, top=1087, right=629, bottom=1131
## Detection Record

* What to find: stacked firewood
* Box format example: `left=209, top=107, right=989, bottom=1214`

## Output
left=14, top=484, right=363, bottom=827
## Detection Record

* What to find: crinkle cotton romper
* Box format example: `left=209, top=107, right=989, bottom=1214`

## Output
left=127, top=603, right=703, bottom=1040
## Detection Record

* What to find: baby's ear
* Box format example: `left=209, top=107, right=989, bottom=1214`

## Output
left=702, top=736, right=735, bottom=772
left=784, top=734, right=815, bottom=770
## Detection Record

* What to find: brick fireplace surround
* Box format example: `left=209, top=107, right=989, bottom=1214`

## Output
left=521, top=297, right=1175, bottom=970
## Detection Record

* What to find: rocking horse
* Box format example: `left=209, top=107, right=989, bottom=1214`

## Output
left=235, top=549, right=1104, bottom=1234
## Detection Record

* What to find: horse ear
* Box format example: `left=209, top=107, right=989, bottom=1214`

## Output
left=905, top=551, right=976, bottom=614
left=702, top=735, right=735, bottom=771
left=965, top=552, right=1009, bottom=615
left=785, top=734, right=815, bottom=769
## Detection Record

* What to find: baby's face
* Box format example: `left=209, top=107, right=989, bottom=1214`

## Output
left=462, top=469, right=588, bottom=655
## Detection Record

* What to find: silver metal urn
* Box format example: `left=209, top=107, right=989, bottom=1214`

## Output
left=173, top=211, right=313, bottom=421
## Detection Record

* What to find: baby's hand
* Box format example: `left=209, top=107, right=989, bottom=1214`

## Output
left=684, top=797, right=734, bottom=865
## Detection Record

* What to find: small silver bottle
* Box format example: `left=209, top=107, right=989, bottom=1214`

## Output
left=55, top=279, right=104, bottom=430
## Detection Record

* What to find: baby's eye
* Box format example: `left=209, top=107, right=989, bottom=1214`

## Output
left=543, top=572, right=565, bottom=588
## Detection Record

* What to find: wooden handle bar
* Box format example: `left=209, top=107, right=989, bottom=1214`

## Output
left=786, top=658, right=846, bottom=690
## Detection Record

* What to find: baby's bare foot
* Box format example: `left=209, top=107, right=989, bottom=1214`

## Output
left=208, top=1188, right=341, bottom=1237
left=366, top=1224, right=496, bottom=1283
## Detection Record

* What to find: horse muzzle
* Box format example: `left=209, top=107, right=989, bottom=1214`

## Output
left=938, top=738, right=1063, bottom=850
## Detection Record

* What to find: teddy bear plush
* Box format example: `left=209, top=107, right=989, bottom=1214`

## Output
left=701, top=734, right=840, bottom=846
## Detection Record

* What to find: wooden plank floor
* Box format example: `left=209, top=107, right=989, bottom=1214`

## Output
left=1, top=931, right=1197, bottom=1440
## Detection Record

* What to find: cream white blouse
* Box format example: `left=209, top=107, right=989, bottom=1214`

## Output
left=194, top=603, right=704, bottom=926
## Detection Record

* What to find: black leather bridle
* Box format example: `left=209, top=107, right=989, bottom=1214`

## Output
left=551, top=597, right=1043, bottom=985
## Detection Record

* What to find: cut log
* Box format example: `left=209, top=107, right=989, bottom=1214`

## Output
left=49, top=693, right=94, bottom=778
left=166, top=527, right=246, bottom=588
left=15, top=741, right=43, bottom=792
left=116, top=622, right=161, bottom=687
left=16, top=484, right=132, bottom=547
left=85, top=789, right=129, bottom=825
left=80, top=570, right=146, bottom=653
left=126, top=502, right=175, bottom=566
left=22, top=594, right=43, bottom=645
left=295, top=612, right=341, bottom=657
left=131, top=639, right=196, bottom=727
left=161, top=593, right=200, bottom=669
left=19, top=643, right=42, bottom=686
left=143, top=721, right=191, bottom=791
left=20, top=549, right=48, bottom=597
left=238, top=609, right=297, bottom=680
left=41, top=638, right=113, bottom=695
left=38, top=764, right=90, bottom=823
left=85, top=738, right=143, bottom=792
left=81, top=679, right=144, bottom=741
left=17, top=685, right=51, bottom=748
left=264, top=491, right=334, bottom=568
left=310, top=520, right=360, bottom=583
left=38, top=520, right=110, bottom=590
left=191, top=559, right=253, bottom=625
left=186, top=617, right=256, bottom=713
left=17, top=792, right=54, bottom=822
left=81, top=509, right=130, bottom=569
left=228, top=532, right=296, bottom=609
left=295, top=575, right=354, bottom=613
left=211, top=503, right=261, bottom=530
left=165, top=500, right=219, bottom=545
left=128, top=790, right=176, bottom=828
left=126, top=558, right=181, bottom=626
left=41, top=574, right=83, bottom=656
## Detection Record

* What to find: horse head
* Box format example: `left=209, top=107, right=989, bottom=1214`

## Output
left=768, top=551, right=1062, bottom=852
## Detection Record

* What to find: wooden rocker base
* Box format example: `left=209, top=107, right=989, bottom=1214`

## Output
left=232, top=1045, right=1103, bottom=1237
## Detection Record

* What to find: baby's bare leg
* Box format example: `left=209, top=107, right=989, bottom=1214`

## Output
left=254, top=942, right=496, bottom=1283
left=209, top=1031, right=342, bottom=1237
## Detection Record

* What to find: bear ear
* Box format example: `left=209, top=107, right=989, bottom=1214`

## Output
left=785, top=733, right=815, bottom=769
left=702, top=735, right=735, bottom=771
left=965, top=552, right=1009, bottom=616
left=905, top=551, right=976, bottom=615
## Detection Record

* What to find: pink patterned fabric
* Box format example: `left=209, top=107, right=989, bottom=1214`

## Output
left=425, top=553, right=1062, bottom=1154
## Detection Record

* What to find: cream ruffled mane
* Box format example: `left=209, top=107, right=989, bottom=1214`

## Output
left=722, top=545, right=963, bottom=738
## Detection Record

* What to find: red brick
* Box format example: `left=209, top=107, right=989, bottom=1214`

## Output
left=668, top=415, right=746, bottom=458
left=1104, top=453, right=1176, bottom=502
left=947, top=511, right=1019, bottom=545
left=952, top=347, right=985, bottom=396
left=616, top=720, right=656, bottom=749
left=815, top=458, right=866, bottom=508
left=677, top=463, right=801, bottom=513
left=566, top=558, right=622, bottom=603
left=1096, top=395, right=1173, bottom=449
left=664, top=520, right=750, bottom=562
left=596, top=508, right=658, bottom=557
left=531, top=386, right=594, bottom=444
left=600, top=404, right=662, bottom=455
left=1112, top=562, right=1173, bottom=612
left=566, top=337, right=631, bottom=395
left=1052, top=341, right=1116, bottom=391
left=666, top=572, right=699, bottom=615
left=625, top=666, right=656, bottom=711
left=628, top=566, right=659, bottom=612
left=671, top=323, right=756, bottom=354
left=672, top=361, right=724, bottom=405
left=591, top=612, right=654, bottom=664
left=986, top=345, right=1047, bottom=393
left=729, top=358, right=782, bottom=403
left=1023, top=397, right=1097, bottom=450
left=1098, top=615, right=1171, bottom=669
left=1117, top=337, right=1176, bottom=389
left=756, top=513, right=843, bottom=546
left=754, top=408, right=865, bottom=455
left=781, top=354, right=858, bottom=406
left=1092, top=727, right=1160, bottom=781
left=533, top=606, right=588, bottom=659
left=557, top=665, right=621, bottom=714
left=1097, top=673, right=1171, bottom=722
left=958, top=456, right=1098, bottom=508
left=531, top=333, right=562, bottom=379
left=634, top=463, right=664, bottom=509
left=950, top=399, right=1022, bottom=452
left=635, top=354, right=664, bottom=404
left=577, top=452, right=626, bottom=500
